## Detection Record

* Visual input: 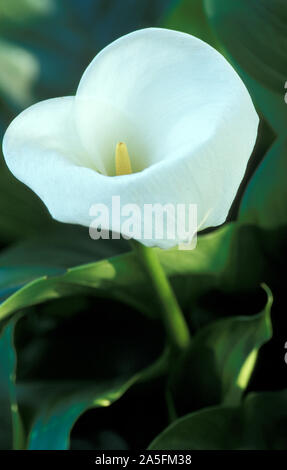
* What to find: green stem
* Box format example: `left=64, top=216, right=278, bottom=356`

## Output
left=130, top=240, right=191, bottom=353
left=166, top=387, right=178, bottom=423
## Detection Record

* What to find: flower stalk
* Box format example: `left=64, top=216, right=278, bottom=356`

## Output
left=130, top=239, right=191, bottom=353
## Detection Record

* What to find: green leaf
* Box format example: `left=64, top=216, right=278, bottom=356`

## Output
left=0, top=166, right=58, bottom=243
left=24, top=369, right=158, bottom=450
left=0, top=225, right=129, bottom=313
left=149, top=389, right=287, bottom=450
left=0, top=320, right=25, bottom=449
left=170, top=285, right=273, bottom=415
left=0, top=222, right=265, bottom=324
left=13, top=299, right=166, bottom=450
left=0, top=224, right=129, bottom=269
left=0, top=223, right=266, bottom=323
left=239, top=137, right=287, bottom=229
left=204, top=0, right=287, bottom=135
left=0, top=292, right=167, bottom=450
left=0, top=266, right=63, bottom=305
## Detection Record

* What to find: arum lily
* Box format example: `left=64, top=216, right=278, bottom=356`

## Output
left=2, top=28, right=258, bottom=249
left=2, top=27, right=259, bottom=353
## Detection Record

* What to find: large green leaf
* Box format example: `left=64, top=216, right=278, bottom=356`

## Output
left=0, top=225, right=129, bottom=312
left=204, top=0, right=287, bottom=134
left=0, top=266, right=63, bottom=305
left=239, top=137, right=287, bottom=229
left=238, top=137, right=287, bottom=288
left=0, top=224, right=129, bottom=269
left=149, top=389, right=287, bottom=450
left=1, top=295, right=166, bottom=450
left=0, top=223, right=266, bottom=322
left=170, top=285, right=273, bottom=415
left=23, top=358, right=166, bottom=450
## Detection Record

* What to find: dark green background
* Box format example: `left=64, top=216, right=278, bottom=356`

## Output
left=0, top=0, right=286, bottom=450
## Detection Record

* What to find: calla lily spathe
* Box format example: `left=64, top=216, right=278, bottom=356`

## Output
left=2, top=28, right=258, bottom=248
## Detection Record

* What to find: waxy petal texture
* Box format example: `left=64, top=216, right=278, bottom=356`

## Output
left=2, top=28, right=259, bottom=248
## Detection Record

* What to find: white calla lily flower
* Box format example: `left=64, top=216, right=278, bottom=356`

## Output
left=2, top=28, right=258, bottom=248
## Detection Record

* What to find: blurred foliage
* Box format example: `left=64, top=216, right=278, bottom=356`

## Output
left=204, top=0, right=287, bottom=135
left=164, top=0, right=219, bottom=50
left=240, top=137, right=287, bottom=229
left=0, top=0, right=287, bottom=451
